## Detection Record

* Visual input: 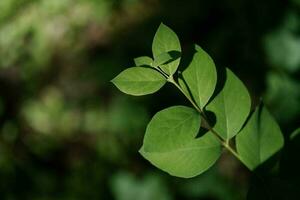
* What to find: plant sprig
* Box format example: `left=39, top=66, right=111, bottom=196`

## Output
left=111, top=23, right=284, bottom=178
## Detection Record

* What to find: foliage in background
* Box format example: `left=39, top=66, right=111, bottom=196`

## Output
left=264, top=11, right=300, bottom=123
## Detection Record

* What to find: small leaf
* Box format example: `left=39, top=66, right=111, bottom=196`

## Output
left=140, top=106, right=221, bottom=178
left=152, top=23, right=181, bottom=75
left=111, top=67, right=166, bottom=96
left=236, top=105, right=284, bottom=170
left=206, top=68, right=251, bottom=140
left=182, top=48, right=217, bottom=109
left=290, top=127, right=300, bottom=140
left=134, top=56, right=153, bottom=67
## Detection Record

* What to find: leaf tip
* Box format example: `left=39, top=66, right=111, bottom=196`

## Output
left=110, top=77, right=117, bottom=85
left=194, top=44, right=203, bottom=52
left=138, top=146, right=146, bottom=157
left=159, top=22, right=166, bottom=27
left=157, top=22, right=172, bottom=32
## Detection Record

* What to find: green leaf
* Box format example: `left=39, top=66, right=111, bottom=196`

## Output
left=134, top=56, right=153, bottom=67
left=206, top=68, right=251, bottom=140
left=290, top=127, right=300, bottom=140
left=152, top=23, right=181, bottom=75
left=236, top=105, right=284, bottom=170
left=111, top=67, right=166, bottom=96
left=182, top=48, right=217, bottom=109
left=140, top=106, right=221, bottom=178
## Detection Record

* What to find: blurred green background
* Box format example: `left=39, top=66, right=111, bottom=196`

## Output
left=0, top=0, right=300, bottom=199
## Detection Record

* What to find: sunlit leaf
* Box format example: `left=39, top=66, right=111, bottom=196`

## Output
left=152, top=23, right=181, bottom=75
left=140, top=106, right=221, bottom=178
left=236, top=105, right=284, bottom=170
left=206, top=68, right=251, bottom=140
left=182, top=47, right=217, bottom=109
left=111, top=67, right=166, bottom=96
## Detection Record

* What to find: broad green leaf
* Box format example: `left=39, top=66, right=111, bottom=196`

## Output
left=140, top=106, right=221, bottom=178
left=236, top=105, right=284, bottom=170
left=206, top=68, right=251, bottom=140
left=152, top=23, right=181, bottom=75
left=111, top=67, right=166, bottom=96
left=134, top=56, right=153, bottom=67
left=290, top=127, right=300, bottom=140
left=182, top=48, right=217, bottom=109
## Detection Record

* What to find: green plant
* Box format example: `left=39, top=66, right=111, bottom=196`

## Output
left=111, top=23, right=284, bottom=178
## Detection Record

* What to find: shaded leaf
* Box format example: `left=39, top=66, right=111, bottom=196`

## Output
left=153, top=51, right=181, bottom=68
left=236, top=105, right=284, bottom=170
left=134, top=56, right=153, bottom=67
left=111, top=67, right=166, bottom=96
left=153, top=52, right=173, bottom=67
left=182, top=47, right=217, bottom=109
left=152, top=23, right=181, bottom=75
left=140, top=106, right=221, bottom=178
left=206, top=68, right=251, bottom=140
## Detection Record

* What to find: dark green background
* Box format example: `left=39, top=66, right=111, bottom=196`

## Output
left=0, top=0, right=299, bottom=199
